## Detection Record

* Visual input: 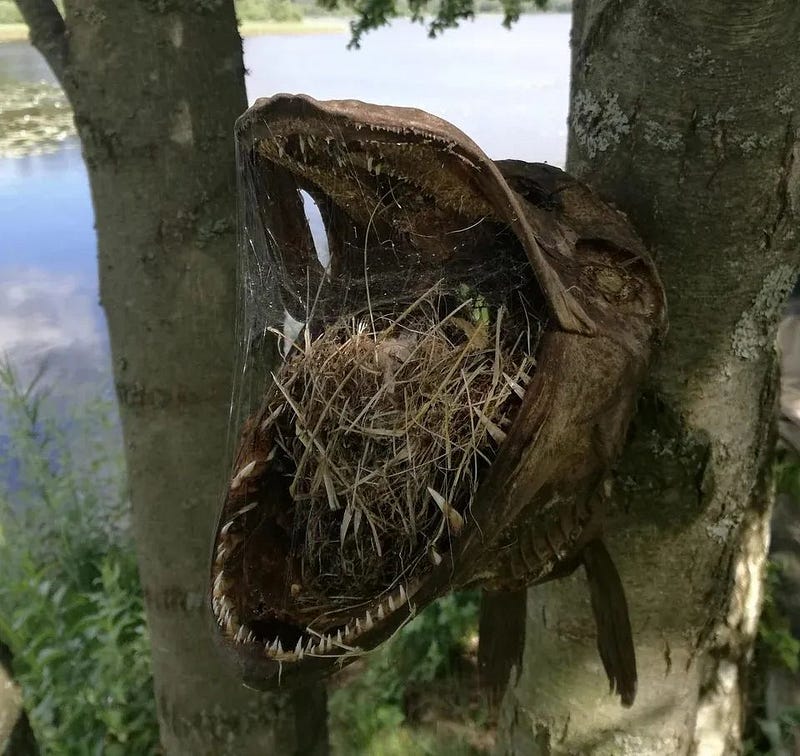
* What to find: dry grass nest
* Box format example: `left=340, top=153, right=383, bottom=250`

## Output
left=263, top=281, right=540, bottom=600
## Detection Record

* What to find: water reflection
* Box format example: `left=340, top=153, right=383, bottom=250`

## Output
left=0, top=80, right=74, bottom=157
left=0, top=267, right=109, bottom=391
left=0, top=145, right=93, bottom=275
left=245, top=15, right=571, bottom=163
left=0, top=14, right=572, bottom=389
left=0, top=40, right=56, bottom=84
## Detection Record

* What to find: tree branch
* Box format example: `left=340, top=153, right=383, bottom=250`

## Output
left=14, top=0, right=68, bottom=83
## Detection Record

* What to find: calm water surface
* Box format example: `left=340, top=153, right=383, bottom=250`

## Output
left=0, top=15, right=571, bottom=389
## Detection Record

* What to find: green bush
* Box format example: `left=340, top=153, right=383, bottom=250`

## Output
left=329, top=591, right=482, bottom=754
left=746, top=454, right=800, bottom=754
left=0, top=363, right=159, bottom=753
left=776, top=454, right=800, bottom=502
left=0, top=358, right=484, bottom=754
left=235, top=0, right=304, bottom=22
left=0, top=1, right=23, bottom=24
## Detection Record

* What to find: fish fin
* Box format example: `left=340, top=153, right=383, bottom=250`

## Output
left=582, top=539, right=637, bottom=707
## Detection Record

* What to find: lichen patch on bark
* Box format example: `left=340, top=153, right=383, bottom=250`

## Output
left=731, top=265, right=798, bottom=361
left=569, top=89, right=631, bottom=159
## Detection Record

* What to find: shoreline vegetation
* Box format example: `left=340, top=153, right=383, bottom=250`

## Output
left=0, top=19, right=349, bottom=43
left=0, top=0, right=572, bottom=44
left=0, top=2, right=570, bottom=157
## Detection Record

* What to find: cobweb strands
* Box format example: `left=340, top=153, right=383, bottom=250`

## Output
left=227, top=93, right=545, bottom=611
left=210, top=95, right=666, bottom=706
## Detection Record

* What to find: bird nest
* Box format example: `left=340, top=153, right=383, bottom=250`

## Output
left=262, top=281, right=540, bottom=600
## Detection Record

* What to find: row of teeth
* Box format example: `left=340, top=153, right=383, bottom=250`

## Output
left=212, top=559, right=417, bottom=661
left=269, top=128, right=433, bottom=178
left=219, top=466, right=421, bottom=661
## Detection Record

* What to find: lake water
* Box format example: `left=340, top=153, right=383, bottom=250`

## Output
left=0, top=14, right=572, bottom=392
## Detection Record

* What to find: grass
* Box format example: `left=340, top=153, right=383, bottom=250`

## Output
left=0, top=358, right=490, bottom=753
left=328, top=591, right=490, bottom=755
left=0, top=362, right=159, bottom=753
left=264, top=282, right=535, bottom=601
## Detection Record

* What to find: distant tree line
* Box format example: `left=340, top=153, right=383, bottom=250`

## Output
left=0, top=0, right=570, bottom=27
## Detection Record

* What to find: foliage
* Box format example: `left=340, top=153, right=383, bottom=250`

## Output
left=316, top=0, right=561, bottom=47
left=0, top=1, right=22, bottom=23
left=746, top=453, right=800, bottom=754
left=759, top=561, right=800, bottom=674
left=776, top=453, right=800, bottom=503
left=0, top=362, right=159, bottom=754
left=329, top=591, right=486, bottom=754
left=746, top=708, right=800, bottom=756
left=235, top=0, right=303, bottom=23
left=0, top=0, right=301, bottom=24
left=0, top=0, right=573, bottom=46
left=0, top=359, right=487, bottom=753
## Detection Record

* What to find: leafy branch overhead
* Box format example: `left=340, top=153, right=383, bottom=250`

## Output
left=317, top=0, right=549, bottom=47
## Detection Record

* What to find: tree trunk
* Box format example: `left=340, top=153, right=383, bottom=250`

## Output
left=0, top=640, right=38, bottom=756
left=16, top=1, right=329, bottom=752
left=496, top=1, right=800, bottom=753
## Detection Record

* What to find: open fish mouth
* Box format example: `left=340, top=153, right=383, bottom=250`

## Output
left=209, top=462, right=430, bottom=684
left=210, top=93, right=667, bottom=703
left=209, top=281, right=534, bottom=685
left=211, top=514, right=421, bottom=665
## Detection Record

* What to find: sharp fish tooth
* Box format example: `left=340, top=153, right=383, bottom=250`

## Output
left=355, top=618, right=362, bottom=634
left=295, top=638, right=303, bottom=656
left=277, top=640, right=283, bottom=654
left=220, top=520, right=233, bottom=536
left=377, top=604, right=385, bottom=621
left=365, top=611, right=374, bottom=630
left=399, top=585, right=407, bottom=603
left=231, top=460, right=257, bottom=489
left=336, top=629, right=343, bottom=645
left=233, top=501, right=258, bottom=519
left=388, top=595, right=396, bottom=612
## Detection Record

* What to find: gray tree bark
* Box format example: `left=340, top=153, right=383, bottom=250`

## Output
left=0, top=641, right=38, bottom=755
left=496, top=1, right=800, bottom=753
left=15, top=1, right=329, bottom=753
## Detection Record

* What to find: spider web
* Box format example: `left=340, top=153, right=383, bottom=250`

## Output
left=225, top=98, right=544, bottom=600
